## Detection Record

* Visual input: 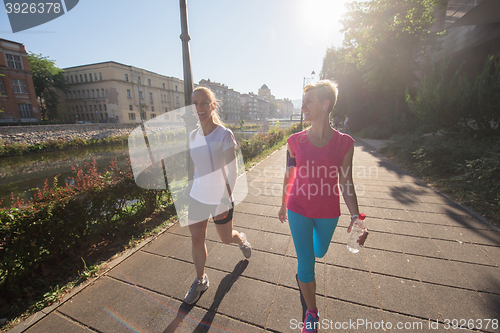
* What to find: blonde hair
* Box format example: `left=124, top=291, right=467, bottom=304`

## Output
left=303, top=80, right=338, bottom=113
left=192, top=86, right=224, bottom=126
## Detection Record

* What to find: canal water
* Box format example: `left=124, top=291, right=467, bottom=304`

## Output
left=0, top=131, right=257, bottom=207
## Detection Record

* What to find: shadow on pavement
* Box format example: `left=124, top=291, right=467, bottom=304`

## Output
left=389, top=185, right=429, bottom=206
left=295, top=274, right=308, bottom=323
left=163, top=260, right=249, bottom=333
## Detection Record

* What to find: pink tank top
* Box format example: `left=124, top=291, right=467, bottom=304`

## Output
left=287, top=129, right=354, bottom=219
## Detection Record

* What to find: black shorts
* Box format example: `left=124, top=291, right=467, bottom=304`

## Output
left=188, top=196, right=234, bottom=225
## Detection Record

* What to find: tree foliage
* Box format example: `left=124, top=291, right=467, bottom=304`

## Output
left=409, top=56, right=500, bottom=136
left=321, top=0, right=445, bottom=130
left=341, top=0, right=444, bottom=96
left=27, top=52, right=68, bottom=121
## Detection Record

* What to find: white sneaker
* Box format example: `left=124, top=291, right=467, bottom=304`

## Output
left=184, top=274, right=209, bottom=304
left=239, top=232, right=252, bottom=259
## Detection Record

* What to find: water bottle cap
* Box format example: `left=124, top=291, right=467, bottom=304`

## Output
left=358, top=213, right=366, bottom=220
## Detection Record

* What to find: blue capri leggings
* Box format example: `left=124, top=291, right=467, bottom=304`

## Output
left=288, top=210, right=339, bottom=283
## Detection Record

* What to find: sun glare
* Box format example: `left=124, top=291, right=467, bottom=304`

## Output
left=297, top=0, right=348, bottom=44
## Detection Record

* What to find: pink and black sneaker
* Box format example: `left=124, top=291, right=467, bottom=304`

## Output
left=302, top=308, right=319, bottom=333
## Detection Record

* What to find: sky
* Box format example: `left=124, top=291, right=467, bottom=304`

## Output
left=0, top=0, right=352, bottom=102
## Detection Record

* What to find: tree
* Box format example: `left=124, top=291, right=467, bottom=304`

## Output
left=269, top=102, right=278, bottom=118
left=338, top=0, right=445, bottom=122
left=321, top=46, right=382, bottom=131
left=28, top=52, right=68, bottom=121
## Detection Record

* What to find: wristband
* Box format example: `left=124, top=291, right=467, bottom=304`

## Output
left=351, top=215, right=358, bottom=220
left=286, top=150, right=296, bottom=169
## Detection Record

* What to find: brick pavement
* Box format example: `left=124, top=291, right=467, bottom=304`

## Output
left=11, top=139, right=500, bottom=333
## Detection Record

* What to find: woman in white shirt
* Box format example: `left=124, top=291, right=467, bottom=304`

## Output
left=183, top=86, right=251, bottom=305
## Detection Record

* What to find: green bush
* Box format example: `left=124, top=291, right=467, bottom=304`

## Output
left=239, top=122, right=300, bottom=161
left=381, top=133, right=500, bottom=222
left=0, top=159, right=172, bottom=289
left=408, top=55, right=500, bottom=136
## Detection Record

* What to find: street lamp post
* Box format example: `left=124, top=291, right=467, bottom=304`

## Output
left=300, top=70, right=315, bottom=131
left=179, top=0, right=198, bottom=182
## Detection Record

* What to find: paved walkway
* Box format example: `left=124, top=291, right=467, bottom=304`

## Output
left=11, top=139, right=500, bottom=333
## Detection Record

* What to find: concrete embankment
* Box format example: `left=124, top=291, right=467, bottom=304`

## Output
left=0, top=123, right=184, bottom=146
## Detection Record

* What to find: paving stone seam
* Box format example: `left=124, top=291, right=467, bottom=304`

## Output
left=364, top=141, right=497, bottom=230
left=406, top=211, right=500, bottom=271
left=382, top=213, right=500, bottom=322
left=360, top=244, right=389, bottom=323
left=376, top=195, right=500, bottom=269
left=371, top=217, right=446, bottom=322
left=263, top=242, right=289, bottom=331
left=53, top=310, right=100, bottom=333
left=167, top=285, right=269, bottom=331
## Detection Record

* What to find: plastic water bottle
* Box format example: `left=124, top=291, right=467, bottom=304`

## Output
left=347, top=213, right=367, bottom=253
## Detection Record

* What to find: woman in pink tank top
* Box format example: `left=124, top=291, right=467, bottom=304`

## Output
left=277, top=80, right=366, bottom=333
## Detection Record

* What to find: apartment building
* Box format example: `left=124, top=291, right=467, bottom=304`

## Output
left=258, top=84, right=275, bottom=104
left=0, top=38, right=40, bottom=122
left=62, top=61, right=185, bottom=123
left=275, top=98, right=294, bottom=119
left=240, top=93, right=269, bottom=121
left=199, top=79, right=241, bottom=121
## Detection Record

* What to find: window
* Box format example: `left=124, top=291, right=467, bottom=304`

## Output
left=150, top=92, right=153, bottom=102
left=176, top=96, right=179, bottom=104
left=104, top=105, right=106, bottom=111
left=80, top=105, right=83, bottom=112
left=127, top=90, right=131, bottom=98
left=85, top=105, right=88, bottom=112
left=101, top=89, right=105, bottom=97
left=71, top=76, right=74, bottom=83
left=94, top=105, right=97, bottom=111
left=99, top=72, right=102, bottom=80
left=80, top=75, right=83, bottom=82
left=91, top=90, right=95, bottom=98
left=175, top=85, right=178, bottom=91
left=139, top=91, right=143, bottom=100
left=100, top=113, right=103, bottom=120
left=129, top=105, right=133, bottom=110
left=94, top=73, right=98, bottom=81
left=18, top=104, right=33, bottom=118
left=87, top=90, right=90, bottom=98
left=89, top=74, right=92, bottom=82
left=84, top=74, right=88, bottom=82
left=165, top=107, right=168, bottom=112
left=125, top=74, right=129, bottom=82
left=140, top=112, right=146, bottom=120
left=151, top=106, right=154, bottom=112
left=151, top=114, right=156, bottom=119
left=6, top=54, right=22, bottom=69
left=0, top=78, right=4, bottom=92
left=99, top=105, right=102, bottom=111
left=138, top=77, right=141, bottom=85
left=148, top=79, right=151, bottom=86
left=163, top=83, right=165, bottom=89
left=129, top=113, right=136, bottom=120
left=96, top=90, right=100, bottom=98
left=78, top=91, right=81, bottom=98
left=11, top=79, right=28, bottom=94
